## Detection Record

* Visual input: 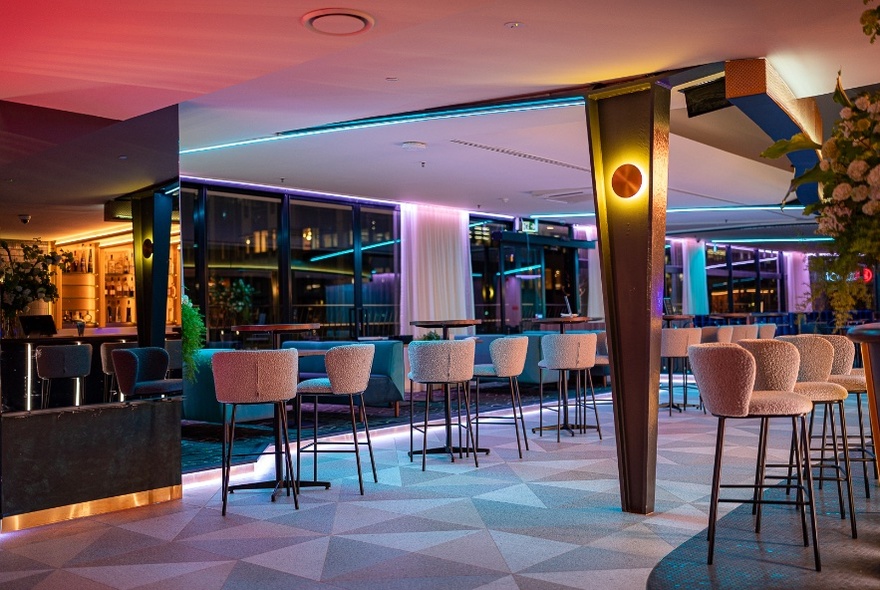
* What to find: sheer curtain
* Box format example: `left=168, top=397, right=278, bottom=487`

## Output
left=681, top=238, right=709, bottom=315
left=785, top=251, right=812, bottom=312
left=574, top=225, right=605, bottom=319
left=399, top=203, right=475, bottom=337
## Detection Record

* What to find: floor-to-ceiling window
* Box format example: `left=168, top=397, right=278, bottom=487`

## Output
left=705, top=243, right=785, bottom=313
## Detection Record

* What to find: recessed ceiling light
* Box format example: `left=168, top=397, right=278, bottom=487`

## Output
left=401, top=141, right=427, bottom=151
left=385, top=77, right=398, bottom=82
left=118, top=155, right=128, bottom=160
left=302, top=9, right=374, bottom=36
left=504, top=21, right=524, bottom=29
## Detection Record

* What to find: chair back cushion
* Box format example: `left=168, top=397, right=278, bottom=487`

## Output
left=212, top=349, right=298, bottom=404
left=737, top=339, right=799, bottom=392
left=688, top=343, right=755, bottom=417
left=489, top=336, right=529, bottom=377
left=408, top=338, right=475, bottom=383
left=325, top=344, right=375, bottom=394
left=164, top=339, right=183, bottom=371
left=700, top=326, right=733, bottom=343
left=35, top=344, right=92, bottom=379
left=660, top=327, right=702, bottom=357
left=99, top=341, right=137, bottom=376
left=757, top=323, right=777, bottom=339
left=540, top=333, right=597, bottom=370
left=112, top=347, right=170, bottom=396
left=776, top=335, right=834, bottom=382
left=816, top=334, right=856, bottom=376
left=729, top=324, right=759, bottom=342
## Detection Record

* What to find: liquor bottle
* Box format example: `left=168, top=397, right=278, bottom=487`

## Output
left=79, top=251, right=86, bottom=273
left=109, top=278, right=116, bottom=297
left=107, top=304, right=114, bottom=323
left=123, top=254, right=130, bottom=274
left=125, top=301, right=132, bottom=323
left=129, top=278, right=134, bottom=297
left=107, top=254, right=114, bottom=274
left=87, top=249, right=93, bottom=273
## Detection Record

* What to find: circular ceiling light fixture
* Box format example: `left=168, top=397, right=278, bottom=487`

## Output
left=504, top=21, right=525, bottom=29
left=302, top=8, right=375, bottom=36
left=401, top=141, right=427, bottom=152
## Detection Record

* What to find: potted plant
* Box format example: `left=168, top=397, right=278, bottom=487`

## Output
left=0, top=240, right=72, bottom=338
left=180, top=293, right=207, bottom=382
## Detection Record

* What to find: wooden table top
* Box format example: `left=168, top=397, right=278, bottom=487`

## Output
left=526, top=316, right=593, bottom=325
left=409, top=319, right=482, bottom=328
left=231, top=323, right=320, bottom=332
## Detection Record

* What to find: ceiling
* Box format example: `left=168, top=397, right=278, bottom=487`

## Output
left=1, top=0, right=878, bottom=248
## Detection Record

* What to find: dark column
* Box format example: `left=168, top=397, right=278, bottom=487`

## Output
left=585, top=81, right=670, bottom=514
left=132, top=191, right=173, bottom=348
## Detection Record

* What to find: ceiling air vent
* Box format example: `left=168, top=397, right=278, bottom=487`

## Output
left=528, top=188, right=592, bottom=204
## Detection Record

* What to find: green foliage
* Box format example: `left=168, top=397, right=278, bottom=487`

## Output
left=862, top=1, right=880, bottom=43
left=418, top=330, right=442, bottom=341
left=180, top=294, right=207, bottom=382
left=0, top=240, right=73, bottom=318
left=208, top=277, right=255, bottom=326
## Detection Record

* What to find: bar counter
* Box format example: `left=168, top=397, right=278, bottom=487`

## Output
left=0, top=328, right=179, bottom=412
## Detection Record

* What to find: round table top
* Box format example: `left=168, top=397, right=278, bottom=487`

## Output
left=231, top=323, right=320, bottom=332
left=409, top=319, right=482, bottom=328
left=527, top=316, right=593, bottom=324
left=847, top=322, right=880, bottom=344
left=662, top=314, right=694, bottom=321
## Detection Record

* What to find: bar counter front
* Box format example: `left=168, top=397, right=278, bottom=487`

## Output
left=1, top=328, right=183, bottom=532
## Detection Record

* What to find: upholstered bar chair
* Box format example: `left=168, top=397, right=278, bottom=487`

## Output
left=296, top=344, right=378, bottom=495
left=777, top=334, right=857, bottom=538
left=35, top=344, right=93, bottom=408
left=408, top=338, right=477, bottom=470
left=112, top=347, right=183, bottom=401
left=212, top=349, right=299, bottom=515
left=660, top=328, right=702, bottom=415
left=757, top=323, right=777, bottom=339
left=818, top=334, right=876, bottom=497
left=729, top=324, right=759, bottom=343
left=164, top=339, right=183, bottom=378
left=688, top=342, right=820, bottom=571
left=473, top=336, right=530, bottom=458
left=700, top=326, right=733, bottom=344
left=537, top=333, right=600, bottom=441
left=99, top=341, right=136, bottom=402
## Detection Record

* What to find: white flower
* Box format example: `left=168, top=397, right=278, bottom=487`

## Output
left=832, top=183, right=852, bottom=201
left=848, top=160, right=870, bottom=181
left=863, top=200, right=880, bottom=215
left=855, top=95, right=871, bottom=111
left=841, top=107, right=854, bottom=119
left=853, top=185, right=870, bottom=202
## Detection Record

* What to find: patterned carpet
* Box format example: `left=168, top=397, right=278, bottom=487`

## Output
left=1, top=386, right=877, bottom=590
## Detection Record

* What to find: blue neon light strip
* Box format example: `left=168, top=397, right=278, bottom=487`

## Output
left=712, top=237, right=832, bottom=244
left=309, top=239, right=400, bottom=262
left=501, top=264, right=542, bottom=276
left=181, top=97, right=586, bottom=155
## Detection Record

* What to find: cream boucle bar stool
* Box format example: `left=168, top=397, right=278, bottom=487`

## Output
left=688, top=342, right=820, bottom=571
left=729, top=324, right=759, bottom=343
left=537, top=333, right=600, bottom=441
left=818, top=334, right=876, bottom=497
left=777, top=334, right=857, bottom=538
left=473, top=336, right=530, bottom=458
left=211, top=349, right=299, bottom=516
left=660, top=328, right=702, bottom=415
left=408, top=338, right=478, bottom=470
left=757, top=323, right=777, bottom=339
left=700, top=326, right=734, bottom=344
left=296, top=344, right=377, bottom=495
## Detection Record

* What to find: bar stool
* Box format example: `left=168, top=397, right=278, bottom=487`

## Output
left=777, top=334, right=857, bottom=538
left=112, top=347, right=183, bottom=401
left=818, top=334, right=876, bottom=497
left=729, top=324, right=759, bottom=342
left=700, top=326, right=733, bottom=343
left=211, top=349, right=299, bottom=515
left=757, top=323, right=777, bottom=339
left=35, top=344, right=93, bottom=408
left=296, top=344, right=378, bottom=495
left=408, top=338, right=477, bottom=470
left=537, top=333, right=600, bottom=441
left=660, top=328, right=702, bottom=415
left=473, top=336, right=530, bottom=458
left=164, top=339, right=183, bottom=378
left=688, top=342, right=820, bottom=570
left=99, top=341, right=137, bottom=402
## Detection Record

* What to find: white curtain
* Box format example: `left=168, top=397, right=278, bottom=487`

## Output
left=682, top=238, right=709, bottom=315
left=574, top=225, right=605, bottom=319
left=785, top=251, right=812, bottom=312
left=400, top=203, right=475, bottom=337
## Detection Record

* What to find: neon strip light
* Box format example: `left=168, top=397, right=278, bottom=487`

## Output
left=181, top=96, right=586, bottom=155
left=502, top=264, right=541, bottom=276
left=309, top=239, right=400, bottom=262
left=529, top=204, right=807, bottom=219
left=716, top=238, right=833, bottom=244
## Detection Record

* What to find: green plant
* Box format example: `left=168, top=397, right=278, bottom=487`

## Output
left=1, top=240, right=72, bottom=318
left=418, top=330, right=442, bottom=341
left=180, top=293, right=207, bottom=382
left=208, top=277, right=255, bottom=326
left=862, top=0, right=880, bottom=43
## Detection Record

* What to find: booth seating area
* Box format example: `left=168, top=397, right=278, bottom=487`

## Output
left=182, top=340, right=405, bottom=423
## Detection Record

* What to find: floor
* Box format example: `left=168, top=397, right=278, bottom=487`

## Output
left=0, top=385, right=877, bottom=590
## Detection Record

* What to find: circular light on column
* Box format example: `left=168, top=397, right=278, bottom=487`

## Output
left=611, top=164, right=643, bottom=198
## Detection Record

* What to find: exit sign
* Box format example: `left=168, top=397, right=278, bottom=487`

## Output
left=521, top=219, right=538, bottom=233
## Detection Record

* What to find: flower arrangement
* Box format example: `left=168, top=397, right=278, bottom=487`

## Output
left=762, top=75, right=880, bottom=328
left=1, top=240, right=72, bottom=335
left=180, top=293, right=207, bottom=382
